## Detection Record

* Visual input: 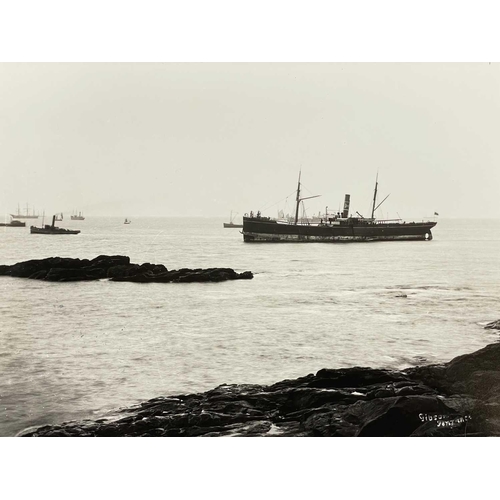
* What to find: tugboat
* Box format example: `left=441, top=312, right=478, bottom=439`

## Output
left=30, top=215, right=80, bottom=235
left=242, top=172, right=437, bottom=243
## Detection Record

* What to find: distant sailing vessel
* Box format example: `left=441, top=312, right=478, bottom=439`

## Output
left=55, top=212, right=63, bottom=221
left=242, top=172, right=437, bottom=243
left=124, top=218, right=131, bottom=224
left=30, top=215, right=80, bottom=235
left=71, top=211, right=85, bottom=220
left=223, top=211, right=243, bottom=228
left=10, top=203, right=39, bottom=220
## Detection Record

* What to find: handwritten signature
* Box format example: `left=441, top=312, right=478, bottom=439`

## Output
left=419, top=413, right=472, bottom=428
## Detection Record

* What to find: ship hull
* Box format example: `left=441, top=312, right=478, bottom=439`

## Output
left=242, top=217, right=436, bottom=242
left=10, top=214, right=38, bottom=219
left=30, top=226, right=80, bottom=235
left=0, top=222, right=26, bottom=227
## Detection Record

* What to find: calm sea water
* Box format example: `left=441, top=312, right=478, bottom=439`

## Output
left=1, top=217, right=499, bottom=436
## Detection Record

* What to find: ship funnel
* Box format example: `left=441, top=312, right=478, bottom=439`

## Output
left=342, top=194, right=350, bottom=218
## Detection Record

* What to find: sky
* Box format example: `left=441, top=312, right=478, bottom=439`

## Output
left=1, top=62, right=499, bottom=219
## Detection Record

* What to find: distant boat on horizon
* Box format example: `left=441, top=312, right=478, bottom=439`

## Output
left=10, top=203, right=39, bottom=220
left=0, top=218, right=26, bottom=227
left=71, top=210, right=85, bottom=220
left=124, top=218, right=131, bottom=224
left=223, top=211, right=243, bottom=228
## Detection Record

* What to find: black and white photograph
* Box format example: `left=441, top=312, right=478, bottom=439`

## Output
left=1, top=1, right=498, bottom=497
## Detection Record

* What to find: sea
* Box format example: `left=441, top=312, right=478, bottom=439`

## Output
left=1, top=217, right=499, bottom=436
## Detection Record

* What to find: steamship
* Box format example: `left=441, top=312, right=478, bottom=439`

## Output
left=242, top=173, right=437, bottom=243
left=71, top=211, right=85, bottom=220
left=30, top=215, right=81, bottom=235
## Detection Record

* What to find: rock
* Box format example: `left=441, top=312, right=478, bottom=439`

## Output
left=485, top=320, right=500, bottom=330
left=354, top=395, right=456, bottom=437
left=89, top=255, right=130, bottom=268
left=111, top=267, right=253, bottom=284
left=0, top=265, right=11, bottom=275
left=111, top=271, right=157, bottom=283
left=8, top=257, right=95, bottom=278
left=83, top=267, right=108, bottom=280
left=312, top=367, right=405, bottom=388
left=106, top=264, right=141, bottom=279
left=29, top=270, right=48, bottom=280
left=176, top=272, right=212, bottom=283
left=236, top=271, right=253, bottom=280
left=9, top=258, right=58, bottom=278
left=0, top=255, right=253, bottom=285
left=45, top=268, right=91, bottom=281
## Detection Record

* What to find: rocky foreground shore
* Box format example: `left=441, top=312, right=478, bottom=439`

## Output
left=18, top=333, right=500, bottom=437
left=0, top=255, right=253, bottom=283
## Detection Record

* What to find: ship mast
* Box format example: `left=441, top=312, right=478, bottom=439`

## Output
left=294, top=170, right=321, bottom=225
left=294, top=171, right=302, bottom=225
left=371, top=173, right=378, bottom=219
left=370, top=173, right=391, bottom=220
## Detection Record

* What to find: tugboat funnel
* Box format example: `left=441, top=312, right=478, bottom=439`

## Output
left=342, top=194, right=350, bottom=218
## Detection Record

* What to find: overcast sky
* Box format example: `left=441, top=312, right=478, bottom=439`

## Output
left=1, top=62, right=499, bottom=219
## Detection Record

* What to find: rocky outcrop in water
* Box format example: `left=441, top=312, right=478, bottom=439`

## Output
left=0, top=255, right=253, bottom=283
left=485, top=320, right=500, bottom=330
left=18, top=340, right=500, bottom=437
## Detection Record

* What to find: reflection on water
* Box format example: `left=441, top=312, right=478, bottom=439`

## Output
left=1, top=217, right=500, bottom=435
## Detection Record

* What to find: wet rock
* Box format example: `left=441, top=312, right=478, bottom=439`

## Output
left=83, top=267, right=108, bottom=280
left=111, top=267, right=253, bottom=284
left=394, top=384, right=431, bottom=397
left=237, top=271, right=253, bottom=280
left=0, top=255, right=253, bottom=284
left=302, top=408, right=359, bottom=437
left=89, top=255, right=130, bottom=268
left=485, top=319, right=500, bottom=330
left=354, top=395, right=455, bottom=437
left=140, top=263, right=168, bottom=274
left=106, top=264, right=141, bottom=279
left=0, top=264, right=11, bottom=275
left=312, top=367, right=406, bottom=388
left=176, top=272, right=212, bottom=283
left=29, top=270, right=48, bottom=280
left=45, top=267, right=91, bottom=281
